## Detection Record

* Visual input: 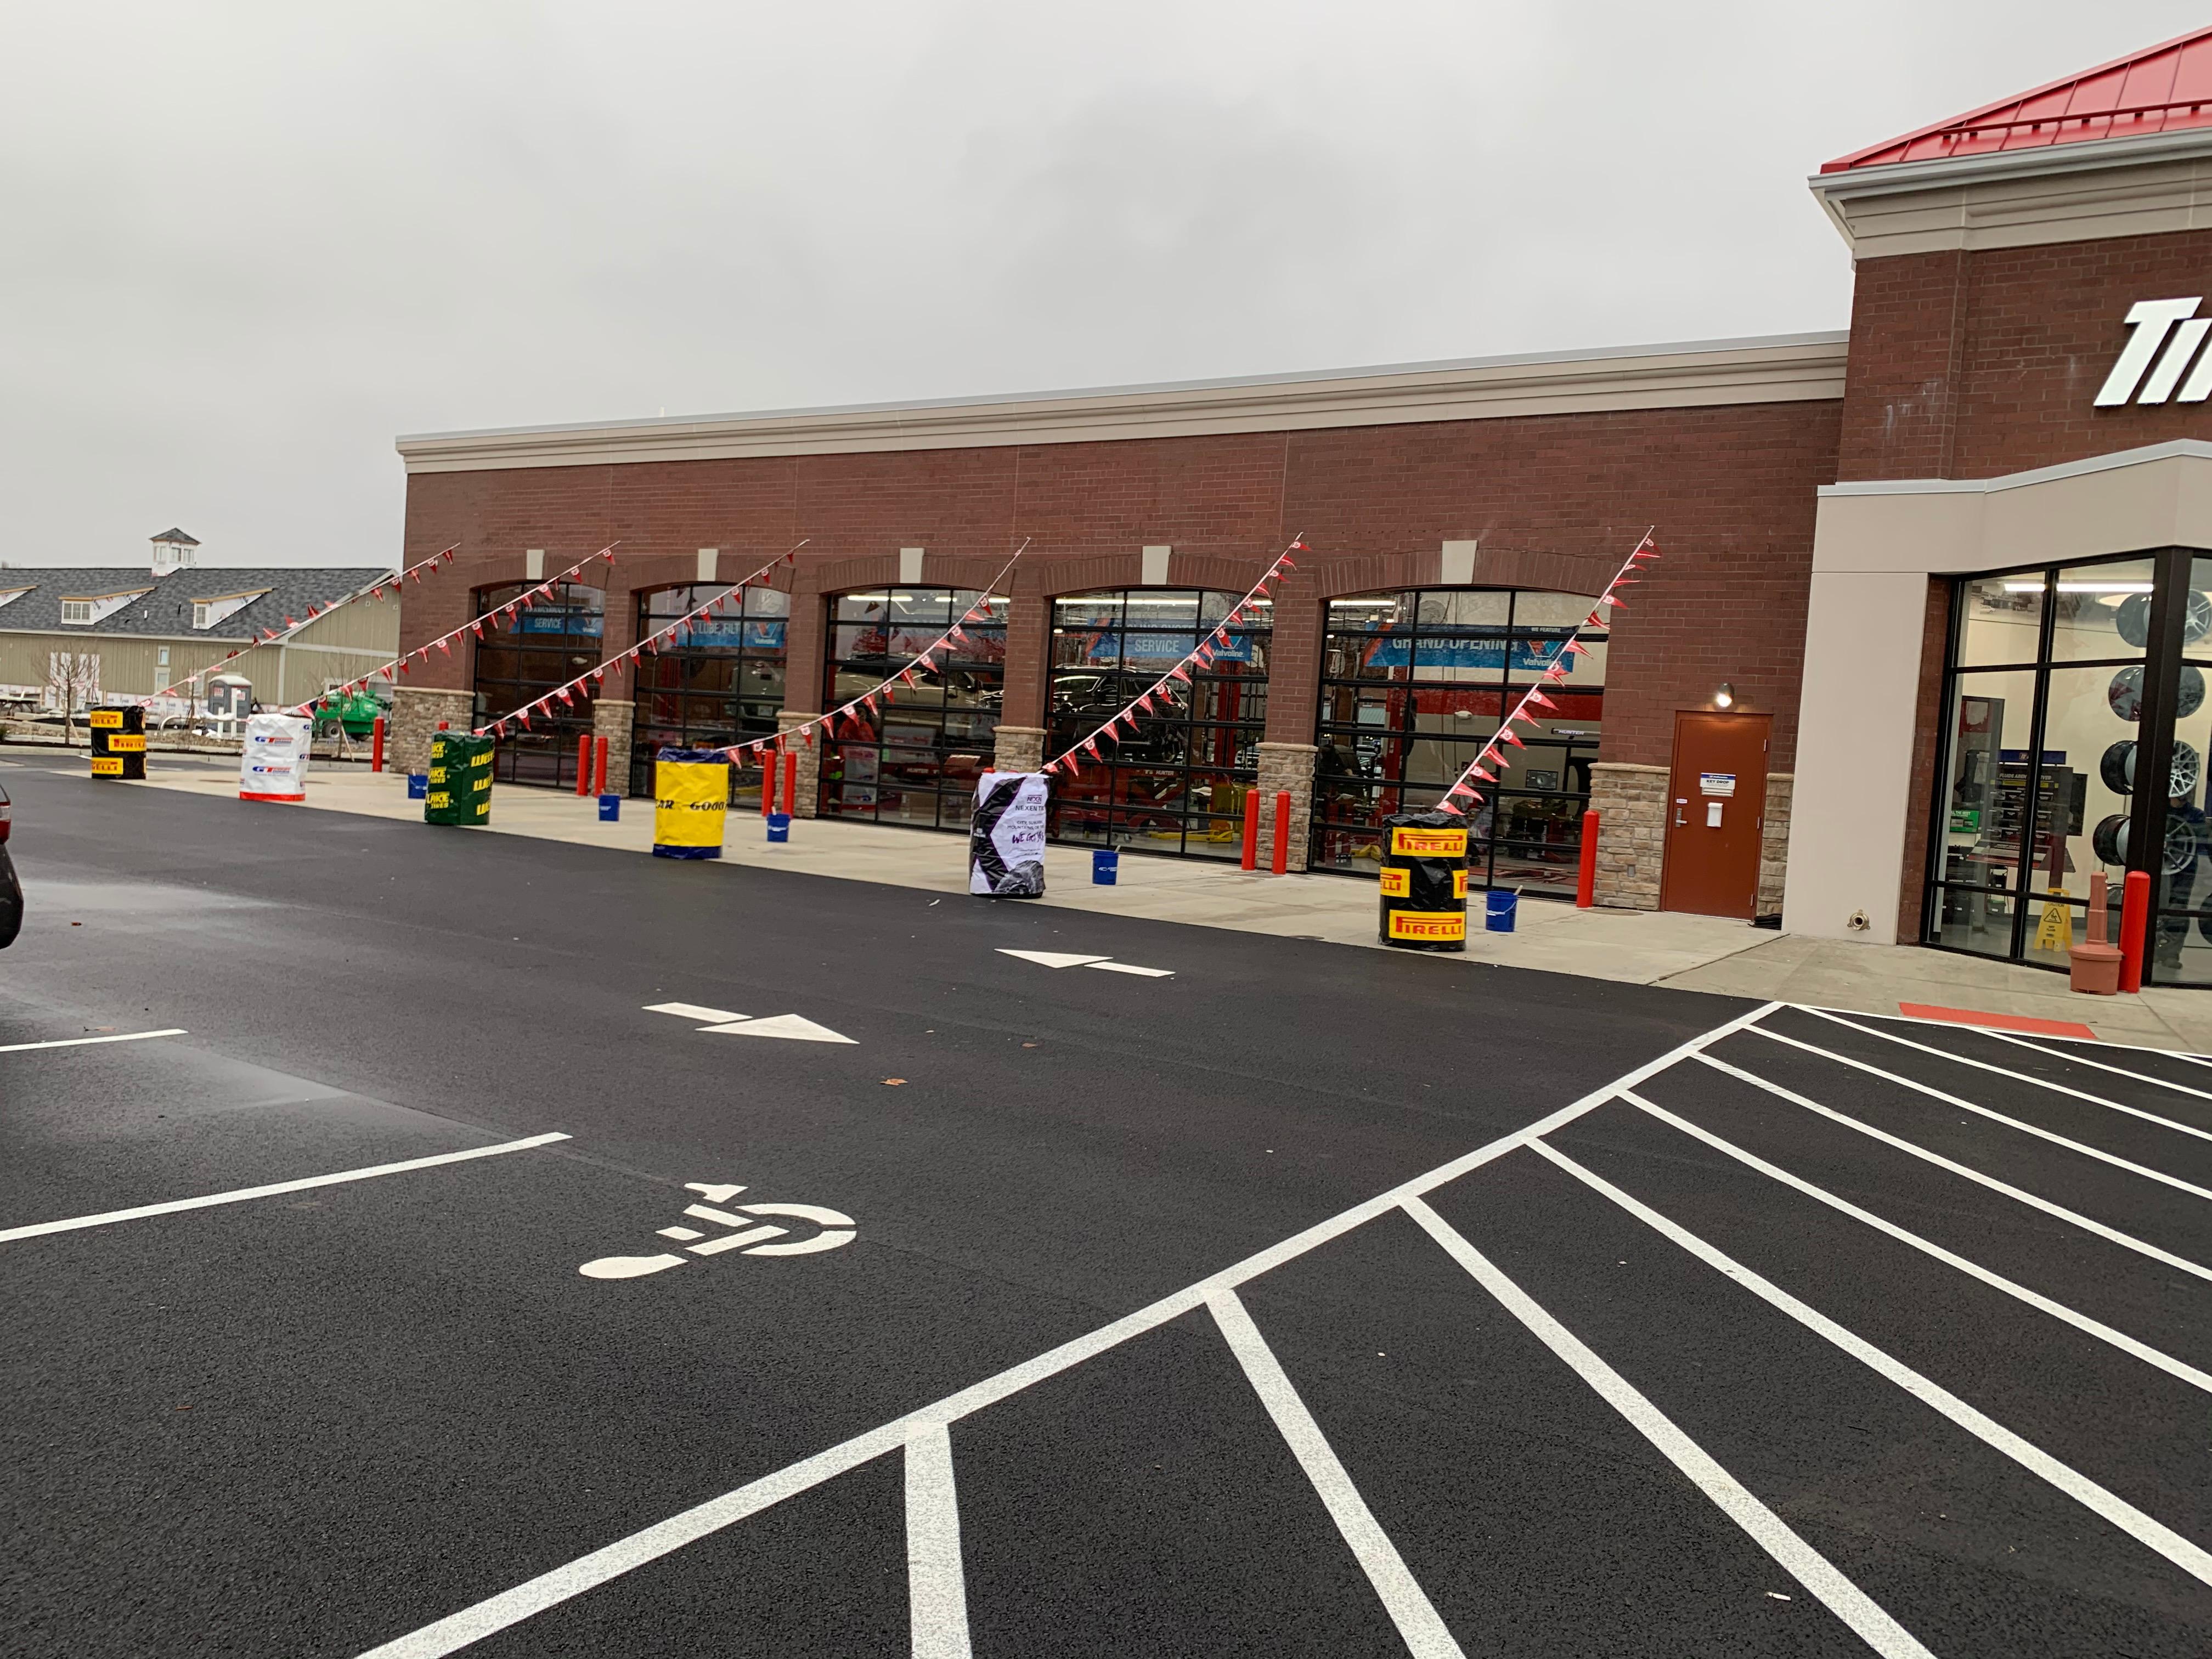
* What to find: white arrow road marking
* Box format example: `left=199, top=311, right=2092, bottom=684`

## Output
left=1085, top=961, right=1173, bottom=978
left=702, top=1014, right=856, bottom=1043
left=644, top=1001, right=746, bottom=1024
left=996, top=949, right=1111, bottom=968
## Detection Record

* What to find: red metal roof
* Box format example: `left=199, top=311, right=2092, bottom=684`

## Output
left=1822, top=27, right=2212, bottom=173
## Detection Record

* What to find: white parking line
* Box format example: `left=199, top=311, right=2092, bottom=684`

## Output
left=904, top=1424, right=973, bottom=1659
left=1209, top=1288, right=1464, bottom=1659
left=1620, top=1089, right=2212, bottom=1395
left=1749, top=1025, right=2212, bottom=1203
left=0, top=1133, right=572, bottom=1244
left=0, top=1027, right=187, bottom=1055
left=1697, top=1053, right=2212, bottom=1283
left=1983, top=1029, right=2212, bottom=1107
left=1403, top=1195, right=1934, bottom=1659
left=1533, top=1141, right=2212, bottom=1589
left=351, top=1001, right=1785, bottom=1658
left=1804, top=1008, right=2212, bottom=1146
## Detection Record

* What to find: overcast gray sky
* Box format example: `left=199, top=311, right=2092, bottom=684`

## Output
left=3, top=3, right=2203, bottom=568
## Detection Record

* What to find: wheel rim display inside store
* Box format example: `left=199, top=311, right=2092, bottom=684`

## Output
left=471, top=581, right=604, bottom=789
left=1047, top=589, right=1271, bottom=861
left=629, top=583, right=789, bottom=802
left=1311, top=588, right=1605, bottom=896
left=1927, top=549, right=2212, bottom=984
left=820, top=587, right=1006, bottom=830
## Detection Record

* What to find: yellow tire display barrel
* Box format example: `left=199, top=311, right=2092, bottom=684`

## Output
left=425, top=731, right=494, bottom=826
left=88, top=704, right=147, bottom=780
left=654, top=748, right=730, bottom=860
left=1379, top=809, right=1468, bottom=952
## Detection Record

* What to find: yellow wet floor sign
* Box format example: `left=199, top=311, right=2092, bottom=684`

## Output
left=2034, top=890, right=2073, bottom=952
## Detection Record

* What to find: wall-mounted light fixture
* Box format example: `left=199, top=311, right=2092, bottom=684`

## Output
left=1714, top=682, right=1735, bottom=709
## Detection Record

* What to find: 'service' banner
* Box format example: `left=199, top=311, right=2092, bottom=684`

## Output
left=970, top=771, right=1047, bottom=897
left=239, top=713, right=312, bottom=802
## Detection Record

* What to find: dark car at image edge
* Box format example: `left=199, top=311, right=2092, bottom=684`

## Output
left=0, top=782, right=21, bottom=948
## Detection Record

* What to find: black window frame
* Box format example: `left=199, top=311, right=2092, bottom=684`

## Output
left=1046, top=588, right=1272, bottom=861
left=470, top=580, right=604, bottom=789
left=1310, top=586, right=1606, bottom=895
left=818, top=585, right=1007, bottom=832
left=628, top=582, right=791, bottom=800
left=1922, top=545, right=2211, bottom=981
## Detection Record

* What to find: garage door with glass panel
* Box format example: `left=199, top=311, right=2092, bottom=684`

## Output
left=1047, top=589, right=1270, bottom=860
left=1311, top=588, right=1605, bottom=896
left=471, top=582, right=603, bottom=788
left=820, top=588, right=1005, bottom=828
left=629, top=583, right=788, bottom=801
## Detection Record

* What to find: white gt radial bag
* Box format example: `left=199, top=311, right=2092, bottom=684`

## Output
left=239, top=712, right=312, bottom=802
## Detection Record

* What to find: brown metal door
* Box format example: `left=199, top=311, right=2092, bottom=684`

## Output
left=1660, top=713, right=1770, bottom=918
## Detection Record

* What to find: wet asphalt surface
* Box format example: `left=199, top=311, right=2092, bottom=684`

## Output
left=3, top=752, right=2210, bottom=1657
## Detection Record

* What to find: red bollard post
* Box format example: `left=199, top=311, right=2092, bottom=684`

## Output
left=1271, top=790, right=1291, bottom=874
left=1576, top=809, right=1600, bottom=907
left=593, top=735, right=608, bottom=797
left=761, top=751, right=778, bottom=816
left=575, top=732, right=591, bottom=795
left=2119, top=868, right=2151, bottom=993
left=1240, top=789, right=1260, bottom=871
left=782, top=752, right=798, bottom=819
left=370, top=716, right=385, bottom=774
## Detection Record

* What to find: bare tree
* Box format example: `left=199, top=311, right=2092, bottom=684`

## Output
left=45, top=652, right=99, bottom=745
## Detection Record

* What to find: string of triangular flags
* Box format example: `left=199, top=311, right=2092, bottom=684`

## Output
left=1437, top=527, right=1657, bottom=817
left=478, top=541, right=808, bottom=737
left=292, top=543, right=619, bottom=714
left=149, top=544, right=463, bottom=709
left=1043, top=536, right=1307, bottom=781
left=719, top=540, right=1032, bottom=764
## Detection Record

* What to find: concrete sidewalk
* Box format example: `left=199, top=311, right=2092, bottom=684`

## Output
left=42, top=752, right=2212, bottom=1051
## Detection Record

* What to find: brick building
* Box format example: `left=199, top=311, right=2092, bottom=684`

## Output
left=391, top=27, right=2212, bottom=984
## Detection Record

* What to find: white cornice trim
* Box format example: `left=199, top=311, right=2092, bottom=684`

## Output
left=1820, top=438, right=2212, bottom=497
left=1809, top=132, right=2212, bottom=257
left=396, top=333, right=1849, bottom=474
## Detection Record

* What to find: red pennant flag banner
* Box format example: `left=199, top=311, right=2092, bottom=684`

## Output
left=1436, top=527, right=1656, bottom=816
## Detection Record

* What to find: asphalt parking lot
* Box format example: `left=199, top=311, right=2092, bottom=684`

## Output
left=4, top=756, right=2211, bottom=1656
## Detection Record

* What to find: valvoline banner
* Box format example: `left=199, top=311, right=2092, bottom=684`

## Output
left=1358, top=633, right=1562, bottom=673
left=1063, top=631, right=1259, bottom=666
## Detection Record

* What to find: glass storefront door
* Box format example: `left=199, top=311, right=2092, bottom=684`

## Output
left=820, top=587, right=1006, bottom=829
left=1926, top=549, right=2212, bottom=983
left=471, top=582, right=603, bottom=788
left=629, top=584, right=789, bottom=802
left=1046, top=589, right=1271, bottom=859
left=1311, top=588, right=1606, bottom=895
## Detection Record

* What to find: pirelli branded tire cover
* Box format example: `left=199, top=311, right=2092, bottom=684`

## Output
left=1379, top=809, right=1468, bottom=951
left=653, top=747, right=730, bottom=859
left=969, top=771, right=1047, bottom=897
left=425, top=731, right=494, bottom=826
left=88, top=704, right=146, bottom=780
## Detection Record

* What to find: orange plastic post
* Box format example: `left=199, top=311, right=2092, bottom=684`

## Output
left=1576, top=809, right=1600, bottom=907
left=783, top=752, right=798, bottom=819
left=575, top=732, right=591, bottom=794
left=761, top=751, right=777, bottom=816
left=1240, top=789, right=1260, bottom=871
left=1271, top=791, right=1291, bottom=874
left=2119, top=868, right=2151, bottom=992
left=370, top=716, right=385, bottom=774
left=593, top=735, right=609, bottom=797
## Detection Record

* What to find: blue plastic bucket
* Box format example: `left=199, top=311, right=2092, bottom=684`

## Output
left=1485, top=889, right=1519, bottom=933
left=767, top=811, right=791, bottom=843
left=406, top=773, right=428, bottom=800
left=1092, top=848, right=1119, bottom=885
left=598, top=793, right=620, bottom=821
